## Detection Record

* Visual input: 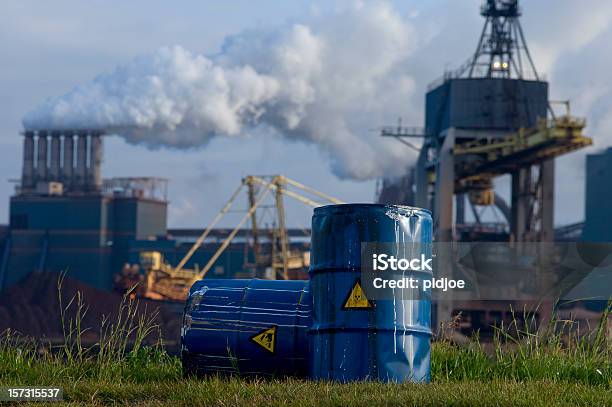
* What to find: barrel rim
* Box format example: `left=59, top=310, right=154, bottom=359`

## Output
left=314, top=203, right=431, bottom=216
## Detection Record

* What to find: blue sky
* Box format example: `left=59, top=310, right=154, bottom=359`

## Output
left=2, top=0, right=612, bottom=228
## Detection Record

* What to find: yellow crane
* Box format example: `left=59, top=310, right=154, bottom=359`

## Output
left=134, top=175, right=343, bottom=301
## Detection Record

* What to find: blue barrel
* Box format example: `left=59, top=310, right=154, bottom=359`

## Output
left=181, top=279, right=311, bottom=377
left=309, top=204, right=432, bottom=382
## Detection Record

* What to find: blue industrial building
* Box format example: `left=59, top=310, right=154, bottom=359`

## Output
left=4, top=191, right=167, bottom=290
left=0, top=130, right=309, bottom=292
left=425, top=77, right=548, bottom=137
left=0, top=130, right=170, bottom=291
left=582, top=148, right=612, bottom=242
left=416, top=0, right=554, bottom=243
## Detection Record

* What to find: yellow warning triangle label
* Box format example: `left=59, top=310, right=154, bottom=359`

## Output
left=342, top=280, right=373, bottom=309
left=250, top=326, right=277, bottom=354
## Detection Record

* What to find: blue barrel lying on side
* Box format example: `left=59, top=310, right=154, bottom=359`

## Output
left=181, top=279, right=311, bottom=377
left=309, top=204, right=432, bottom=383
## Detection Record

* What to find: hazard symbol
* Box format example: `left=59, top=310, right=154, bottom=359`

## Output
left=342, top=280, right=373, bottom=310
left=250, top=326, right=277, bottom=354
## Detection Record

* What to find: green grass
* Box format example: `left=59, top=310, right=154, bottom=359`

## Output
left=432, top=312, right=611, bottom=386
left=1, top=341, right=610, bottom=406
left=6, top=378, right=611, bottom=406
left=0, top=280, right=610, bottom=405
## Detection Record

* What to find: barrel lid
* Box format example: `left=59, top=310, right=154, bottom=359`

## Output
left=314, top=203, right=431, bottom=217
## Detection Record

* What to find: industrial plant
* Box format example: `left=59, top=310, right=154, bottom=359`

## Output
left=0, top=0, right=610, bottom=341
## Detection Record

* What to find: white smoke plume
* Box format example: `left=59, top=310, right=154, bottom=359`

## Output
left=23, top=2, right=418, bottom=180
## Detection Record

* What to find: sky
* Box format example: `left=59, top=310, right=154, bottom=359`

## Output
left=2, top=0, right=612, bottom=229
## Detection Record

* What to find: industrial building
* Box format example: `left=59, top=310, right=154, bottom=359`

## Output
left=582, top=148, right=612, bottom=242
left=0, top=130, right=168, bottom=290
left=376, top=0, right=603, bottom=331
left=380, top=0, right=590, bottom=244
left=0, top=131, right=310, bottom=293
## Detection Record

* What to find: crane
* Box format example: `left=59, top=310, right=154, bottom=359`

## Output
left=130, top=175, right=343, bottom=301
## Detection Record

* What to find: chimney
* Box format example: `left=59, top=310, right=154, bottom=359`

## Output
left=36, top=130, right=48, bottom=182
left=49, top=131, right=61, bottom=181
left=75, top=131, right=88, bottom=189
left=89, top=132, right=103, bottom=190
left=62, top=132, right=74, bottom=188
left=22, top=131, right=35, bottom=190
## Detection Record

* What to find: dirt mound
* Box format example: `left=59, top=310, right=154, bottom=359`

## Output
left=0, top=272, right=182, bottom=350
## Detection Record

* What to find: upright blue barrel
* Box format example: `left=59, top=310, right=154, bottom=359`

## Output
left=309, top=204, right=432, bottom=382
left=181, top=279, right=311, bottom=377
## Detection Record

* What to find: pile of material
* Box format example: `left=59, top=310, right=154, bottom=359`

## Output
left=0, top=272, right=182, bottom=351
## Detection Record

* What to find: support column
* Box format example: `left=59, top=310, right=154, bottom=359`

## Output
left=456, top=193, right=465, bottom=225
left=415, top=141, right=430, bottom=210
left=511, top=167, right=531, bottom=242
left=36, top=131, right=48, bottom=183
left=246, top=178, right=260, bottom=276
left=49, top=131, right=61, bottom=181
left=275, top=178, right=289, bottom=280
left=76, top=131, right=88, bottom=189
left=22, top=131, right=35, bottom=190
left=89, top=132, right=103, bottom=190
left=536, top=160, right=555, bottom=326
left=433, top=128, right=455, bottom=329
left=434, top=129, right=455, bottom=243
left=62, top=132, right=74, bottom=188
left=539, top=160, right=555, bottom=242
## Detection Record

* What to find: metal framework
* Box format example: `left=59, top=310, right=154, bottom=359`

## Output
left=410, top=1, right=593, bottom=245
left=376, top=0, right=592, bottom=330
left=131, top=175, right=343, bottom=301
left=464, top=0, right=539, bottom=79
left=377, top=119, right=424, bottom=205
left=417, top=113, right=590, bottom=242
left=380, top=118, right=425, bottom=153
left=452, top=116, right=590, bottom=179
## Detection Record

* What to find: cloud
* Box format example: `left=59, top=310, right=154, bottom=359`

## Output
left=523, top=1, right=612, bottom=76
left=23, top=2, right=419, bottom=180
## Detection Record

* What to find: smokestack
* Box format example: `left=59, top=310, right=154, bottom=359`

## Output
left=49, top=131, right=61, bottom=181
left=89, top=132, right=103, bottom=190
left=76, top=131, right=88, bottom=189
left=22, top=131, right=35, bottom=190
left=36, top=130, right=48, bottom=182
left=62, top=132, right=74, bottom=187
